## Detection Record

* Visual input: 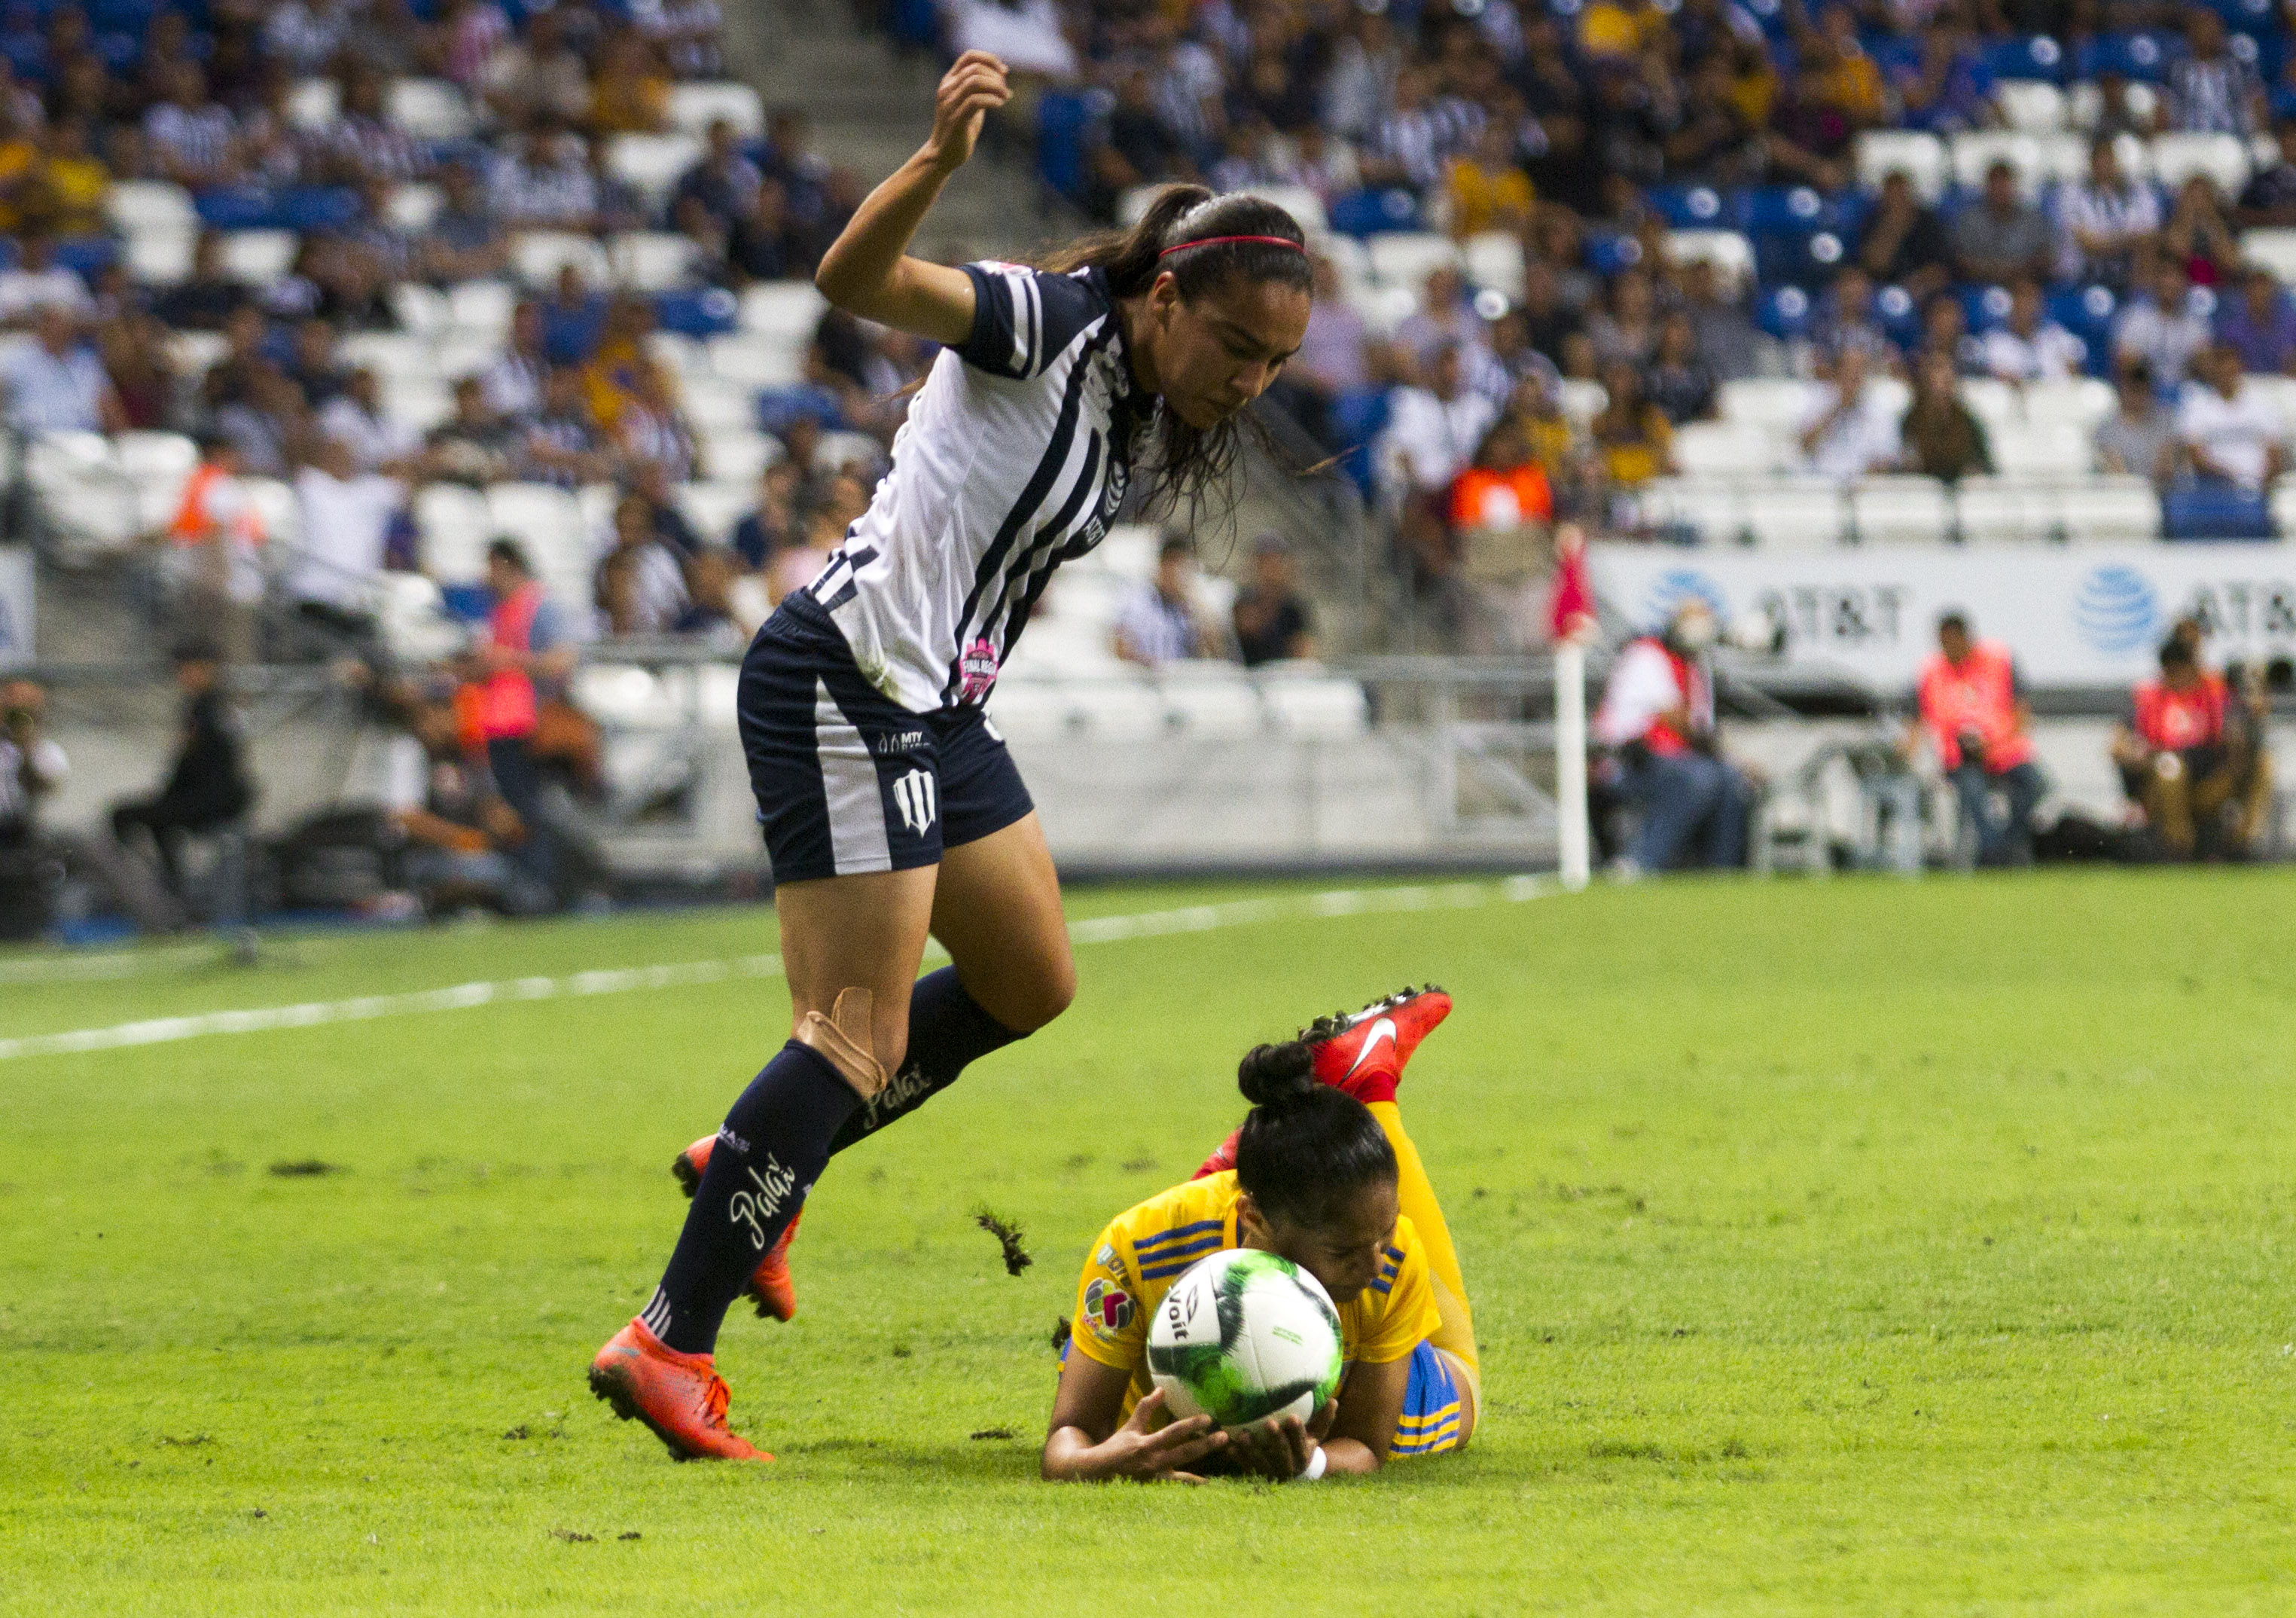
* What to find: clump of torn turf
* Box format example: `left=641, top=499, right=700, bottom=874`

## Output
left=973, top=1209, right=1032, bottom=1275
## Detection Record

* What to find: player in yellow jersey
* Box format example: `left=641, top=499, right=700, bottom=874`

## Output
left=1043, top=988, right=1477, bottom=1482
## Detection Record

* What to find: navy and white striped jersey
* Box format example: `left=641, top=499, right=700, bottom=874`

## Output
left=805, top=261, right=1157, bottom=713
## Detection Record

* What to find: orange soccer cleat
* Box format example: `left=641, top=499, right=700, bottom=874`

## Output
left=673, top=1134, right=802, bottom=1322
left=1303, top=984, right=1452, bottom=1106
left=588, top=1317, right=770, bottom=1462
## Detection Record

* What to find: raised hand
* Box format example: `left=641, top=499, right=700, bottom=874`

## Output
left=926, top=50, right=1011, bottom=174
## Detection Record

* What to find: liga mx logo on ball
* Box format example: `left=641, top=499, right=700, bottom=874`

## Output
left=1146, top=1250, right=1343, bottom=1427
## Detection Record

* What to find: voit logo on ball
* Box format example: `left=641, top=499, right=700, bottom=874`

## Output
left=1639, top=569, right=1729, bottom=634
left=2072, top=566, right=2161, bottom=655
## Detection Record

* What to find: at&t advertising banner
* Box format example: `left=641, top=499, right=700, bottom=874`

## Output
left=1588, top=543, right=2296, bottom=687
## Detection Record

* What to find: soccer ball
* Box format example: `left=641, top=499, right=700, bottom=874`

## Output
left=1145, top=1249, right=1343, bottom=1428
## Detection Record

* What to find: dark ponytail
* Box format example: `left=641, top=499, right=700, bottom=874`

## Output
left=1034, top=186, right=1313, bottom=530
left=1231, top=1040, right=1396, bottom=1229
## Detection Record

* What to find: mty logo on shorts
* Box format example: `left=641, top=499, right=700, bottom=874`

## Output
left=892, top=768, right=938, bottom=835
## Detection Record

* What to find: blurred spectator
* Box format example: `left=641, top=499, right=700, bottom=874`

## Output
left=1589, top=361, right=1673, bottom=490
left=2161, top=175, right=2238, bottom=283
left=2109, top=636, right=2266, bottom=859
left=155, top=231, right=252, bottom=331
left=2212, top=265, right=2296, bottom=376
left=328, top=66, right=426, bottom=185
left=320, top=366, right=423, bottom=472
left=1231, top=534, right=1317, bottom=667
left=732, top=460, right=802, bottom=575
left=1976, top=278, right=2087, bottom=383
left=476, top=538, right=578, bottom=891
left=215, top=364, right=306, bottom=478
left=1857, top=170, right=1953, bottom=302
left=109, top=637, right=256, bottom=900
left=946, top=0, right=1078, bottom=83
left=1593, top=599, right=1751, bottom=874
left=2115, top=255, right=2212, bottom=383
left=0, top=676, right=66, bottom=848
left=632, top=0, right=724, bottom=79
left=1900, top=350, right=1993, bottom=482
left=1444, top=121, right=1534, bottom=237
left=1811, top=267, right=1897, bottom=379
left=2057, top=139, right=2160, bottom=289
left=1645, top=313, right=1716, bottom=425
left=630, top=459, right=706, bottom=556
left=1913, top=611, right=2045, bottom=867
left=1586, top=265, right=1660, bottom=372
left=490, top=117, right=598, bottom=230
left=154, top=436, right=266, bottom=664
left=516, top=366, right=615, bottom=487
left=2166, top=8, right=2266, bottom=137
left=419, top=160, right=512, bottom=285
left=2096, top=361, right=2179, bottom=484
left=287, top=435, right=406, bottom=642
left=1518, top=259, right=1587, bottom=371
left=425, top=375, right=517, bottom=487
left=541, top=264, right=606, bottom=363
left=481, top=7, right=590, bottom=127
left=1113, top=533, right=1219, bottom=666
left=1381, top=340, right=1499, bottom=500
left=588, top=29, right=672, bottom=136
left=1797, top=348, right=1901, bottom=480
left=1395, top=266, right=1504, bottom=392
left=285, top=317, right=348, bottom=411
left=2235, top=118, right=2296, bottom=227
left=102, top=316, right=178, bottom=432
left=1952, top=161, right=2056, bottom=286
left=1448, top=412, right=1557, bottom=550
left=4, top=306, right=125, bottom=434
left=31, top=118, right=110, bottom=240
left=620, top=365, right=703, bottom=483
left=1893, top=22, right=1996, bottom=134
left=672, top=118, right=762, bottom=237
left=2178, top=342, right=2286, bottom=490
left=482, top=300, right=551, bottom=422
left=580, top=295, right=657, bottom=431
left=1677, top=256, right=1761, bottom=380
left=0, top=233, right=92, bottom=325
left=671, top=545, right=764, bottom=649
left=2084, top=71, right=2153, bottom=142
left=596, top=494, right=691, bottom=634
left=379, top=690, right=548, bottom=918
left=142, top=63, right=241, bottom=190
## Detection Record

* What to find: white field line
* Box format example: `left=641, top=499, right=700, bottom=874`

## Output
left=0, top=878, right=1549, bottom=1065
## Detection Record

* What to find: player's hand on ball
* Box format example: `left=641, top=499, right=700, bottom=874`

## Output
left=1098, top=1389, right=1227, bottom=1483
left=1224, top=1412, right=1316, bottom=1481
left=926, top=50, right=1009, bottom=172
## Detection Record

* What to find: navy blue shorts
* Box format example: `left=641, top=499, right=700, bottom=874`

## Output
left=737, top=597, right=1035, bottom=884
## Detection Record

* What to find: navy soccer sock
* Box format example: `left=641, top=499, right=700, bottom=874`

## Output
left=827, top=967, right=1024, bottom=1155
left=643, top=1039, right=860, bottom=1355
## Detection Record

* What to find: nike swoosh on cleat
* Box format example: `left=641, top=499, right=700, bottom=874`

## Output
left=1346, top=1018, right=1396, bottom=1077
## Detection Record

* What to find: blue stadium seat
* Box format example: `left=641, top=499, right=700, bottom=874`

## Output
left=1647, top=185, right=1746, bottom=229
left=2197, top=0, right=2275, bottom=28
left=278, top=187, right=361, bottom=231
left=1584, top=232, right=1643, bottom=276
left=541, top=295, right=608, bottom=365
left=1035, top=90, right=1094, bottom=208
left=0, top=35, right=46, bottom=81
left=1754, top=228, right=1849, bottom=289
left=654, top=287, right=739, bottom=337
left=2163, top=484, right=2275, bottom=539
left=1757, top=284, right=1814, bottom=340
left=1980, top=35, right=2067, bottom=81
left=2075, top=31, right=2185, bottom=83
left=1961, top=282, right=2016, bottom=333
left=2049, top=284, right=2121, bottom=371
left=1328, top=386, right=1391, bottom=498
left=757, top=383, right=845, bottom=433
left=52, top=237, right=115, bottom=276
left=195, top=187, right=276, bottom=230
left=1874, top=283, right=1926, bottom=349
left=1327, top=188, right=1421, bottom=237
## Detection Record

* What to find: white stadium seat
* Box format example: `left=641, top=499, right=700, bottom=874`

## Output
left=2237, top=373, right=2296, bottom=433
left=380, top=376, right=453, bottom=432
left=167, top=331, right=227, bottom=374
left=220, top=230, right=297, bottom=283
left=1228, top=184, right=1328, bottom=236
left=669, top=81, right=764, bottom=137
left=1718, top=377, right=1819, bottom=435
left=2023, top=377, right=2115, bottom=433
left=2148, top=133, right=2251, bottom=197
left=386, top=183, right=442, bottom=233
left=706, top=333, right=804, bottom=388
left=340, top=331, right=438, bottom=383
left=1260, top=673, right=1371, bottom=739
left=2271, top=475, right=2296, bottom=538
left=607, top=133, right=703, bottom=209
left=1855, top=130, right=1947, bottom=201
left=115, top=430, right=198, bottom=531
left=288, top=76, right=340, bottom=131
left=1462, top=230, right=1526, bottom=299
left=1343, top=282, right=1417, bottom=337
left=1366, top=232, right=1465, bottom=289
left=513, top=231, right=610, bottom=289
left=609, top=231, right=700, bottom=292
left=123, top=227, right=194, bottom=285
left=105, top=179, right=195, bottom=234
left=1989, top=422, right=2093, bottom=477
left=647, top=329, right=710, bottom=381
left=1160, top=664, right=1264, bottom=742
left=813, top=429, right=883, bottom=475
left=673, top=480, right=755, bottom=548
left=244, top=477, right=300, bottom=554
left=2057, top=475, right=2161, bottom=542
left=416, top=484, right=493, bottom=584
left=2240, top=227, right=2296, bottom=283
left=681, top=379, right=758, bottom=433
left=1743, top=478, right=1848, bottom=549
left=389, top=78, right=475, bottom=141
left=389, top=282, right=451, bottom=336
left=1316, top=233, right=1370, bottom=289
left=1673, top=420, right=1785, bottom=477
left=701, top=428, right=777, bottom=483
left=1635, top=476, right=1745, bottom=545
left=1952, top=475, right=2051, bottom=545
left=737, top=280, right=828, bottom=343
left=486, top=483, right=593, bottom=603
left=1994, top=79, right=2067, bottom=131
left=1665, top=230, right=1754, bottom=289
left=447, top=279, right=517, bottom=339
left=1957, top=377, right=2024, bottom=433
left=1950, top=131, right=2047, bottom=198
left=2069, top=81, right=2158, bottom=130
left=1555, top=379, right=1607, bottom=430
left=1851, top=475, right=1953, bottom=545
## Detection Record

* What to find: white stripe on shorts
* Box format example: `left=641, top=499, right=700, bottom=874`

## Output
left=814, top=676, right=891, bottom=874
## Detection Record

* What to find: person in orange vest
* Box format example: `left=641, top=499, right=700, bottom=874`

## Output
left=474, top=538, right=578, bottom=895
left=1913, top=611, right=2048, bottom=866
left=1592, top=599, right=1753, bottom=873
left=2109, top=637, right=2270, bottom=858
left=155, top=435, right=266, bottom=665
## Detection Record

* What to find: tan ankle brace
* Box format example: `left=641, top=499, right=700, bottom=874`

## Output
left=794, top=988, right=889, bottom=1101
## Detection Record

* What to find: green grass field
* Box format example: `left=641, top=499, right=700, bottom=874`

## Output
left=5, top=871, right=2296, bottom=1614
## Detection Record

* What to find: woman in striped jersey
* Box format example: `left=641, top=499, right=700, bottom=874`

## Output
left=591, top=50, right=1315, bottom=1459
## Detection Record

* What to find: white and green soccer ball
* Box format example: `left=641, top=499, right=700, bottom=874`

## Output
left=1145, top=1249, right=1344, bottom=1428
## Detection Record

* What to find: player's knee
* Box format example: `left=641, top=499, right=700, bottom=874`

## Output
left=1012, top=959, right=1077, bottom=1032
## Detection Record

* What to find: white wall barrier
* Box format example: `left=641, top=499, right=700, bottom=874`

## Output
left=1591, top=542, right=2296, bottom=687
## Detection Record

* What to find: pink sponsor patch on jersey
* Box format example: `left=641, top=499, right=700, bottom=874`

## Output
left=959, top=637, right=1001, bottom=701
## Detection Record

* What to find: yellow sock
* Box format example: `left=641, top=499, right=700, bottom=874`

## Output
left=1368, top=1100, right=1477, bottom=1375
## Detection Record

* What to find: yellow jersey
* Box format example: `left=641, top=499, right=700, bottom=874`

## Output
left=1068, top=1171, right=1441, bottom=1419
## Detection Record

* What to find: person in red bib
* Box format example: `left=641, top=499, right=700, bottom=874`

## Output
left=1593, top=600, right=1753, bottom=873
left=1913, top=612, right=2047, bottom=866
left=2110, top=637, right=2266, bottom=858
left=475, top=539, right=578, bottom=893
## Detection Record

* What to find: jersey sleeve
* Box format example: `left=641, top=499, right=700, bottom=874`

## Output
left=1068, top=1222, right=1148, bottom=1372
left=1355, top=1232, right=1442, bottom=1365
left=957, top=262, right=1105, bottom=380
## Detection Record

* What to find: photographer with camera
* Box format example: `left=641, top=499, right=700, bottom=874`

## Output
left=2110, top=640, right=2275, bottom=859
left=1913, top=612, right=2048, bottom=867
left=1593, top=600, right=1755, bottom=875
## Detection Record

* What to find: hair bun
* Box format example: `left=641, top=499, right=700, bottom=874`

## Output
left=1236, top=1041, right=1318, bottom=1109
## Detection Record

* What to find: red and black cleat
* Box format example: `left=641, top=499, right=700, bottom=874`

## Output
left=672, top=1135, right=802, bottom=1322
left=1300, top=984, right=1452, bottom=1107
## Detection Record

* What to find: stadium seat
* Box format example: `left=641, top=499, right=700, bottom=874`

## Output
left=813, top=429, right=883, bottom=474
left=244, top=477, right=300, bottom=555
left=607, top=133, right=703, bottom=210
left=680, top=379, right=758, bottom=434
left=1160, top=663, right=1265, bottom=742
left=1718, top=377, right=1818, bottom=435
left=1556, top=378, right=1608, bottom=429
left=1258, top=672, right=1371, bottom=738
left=1673, top=420, right=1785, bottom=477
left=2023, top=377, right=2116, bottom=433
left=1980, top=35, right=2067, bottom=83
left=389, top=282, right=451, bottom=336
left=1994, top=79, right=2069, bottom=130
left=2269, top=474, right=2296, bottom=538
left=1462, top=230, right=1525, bottom=298
left=167, top=331, right=227, bottom=374
left=2237, top=373, right=2296, bottom=433
left=738, top=280, right=829, bottom=343
left=1663, top=229, right=1755, bottom=288
left=1342, top=281, right=1416, bottom=336
left=340, top=331, right=437, bottom=383
left=1365, top=231, right=1463, bottom=288
left=1635, top=476, right=1744, bottom=545
left=706, top=333, right=804, bottom=388
left=573, top=664, right=678, bottom=728
left=2149, top=133, right=2251, bottom=195
left=1952, top=475, right=2049, bottom=544
left=2240, top=227, right=2296, bottom=282
left=647, top=329, right=710, bottom=380
left=514, top=231, right=611, bottom=288
left=387, top=77, right=475, bottom=141
left=380, top=376, right=453, bottom=431
left=1035, top=89, right=1094, bottom=206
left=1229, top=184, right=1329, bottom=236
left=668, top=81, right=764, bottom=137
left=123, top=227, right=193, bottom=285
left=219, top=230, right=297, bottom=283
left=1850, top=475, right=1953, bottom=544
left=387, top=183, right=442, bottom=232
left=415, top=484, right=493, bottom=584
left=654, top=287, right=740, bottom=338
left=702, top=427, right=779, bottom=482
left=1647, top=184, right=1744, bottom=228
left=2163, top=483, right=2274, bottom=538
left=608, top=232, right=698, bottom=292
left=1743, top=479, right=1849, bottom=548
left=2034, top=132, right=2094, bottom=186
left=673, top=479, right=755, bottom=547
left=287, top=76, right=340, bottom=132
left=1758, top=284, right=1816, bottom=340
left=1956, top=377, right=2023, bottom=433
left=2057, top=475, right=2163, bottom=541
left=104, top=179, right=194, bottom=234
left=1990, top=422, right=2093, bottom=476
left=1854, top=130, right=1947, bottom=200
left=2068, top=79, right=2160, bottom=130
left=1325, top=187, right=1422, bottom=236
left=447, top=279, right=517, bottom=340
left=1316, top=232, right=1371, bottom=290
left=114, top=429, right=197, bottom=532
left=486, top=483, right=593, bottom=603
left=1950, top=130, right=2047, bottom=197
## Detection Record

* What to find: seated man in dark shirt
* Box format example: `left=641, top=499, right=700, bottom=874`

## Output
left=1230, top=533, right=1317, bottom=667
left=152, top=229, right=249, bottom=331
left=109, top=637, right=256, bottom=899
left=1857, top=170, right=1953, bottom=302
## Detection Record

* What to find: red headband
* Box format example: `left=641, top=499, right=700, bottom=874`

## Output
left=1157, top=234, right=1305, bottom=257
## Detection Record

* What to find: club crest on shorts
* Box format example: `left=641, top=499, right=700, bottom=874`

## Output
left=892, top=768, right=938, bottom=835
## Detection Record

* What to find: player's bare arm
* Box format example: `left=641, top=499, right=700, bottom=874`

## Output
left=1043, top=1369, right=1229, bottom=1483
left=812, top=50, right=1008, bottom=346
